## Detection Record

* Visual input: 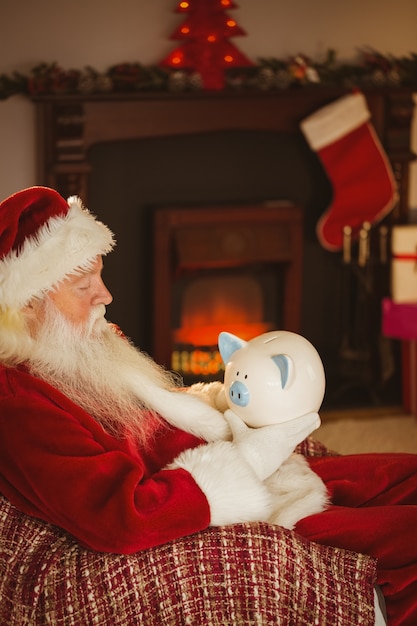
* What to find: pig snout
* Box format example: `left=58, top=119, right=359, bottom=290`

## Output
left=229, top=381, right=249, bottom=407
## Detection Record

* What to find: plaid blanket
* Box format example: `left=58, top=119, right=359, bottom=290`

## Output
left=0, top=439, right=377, bottom=625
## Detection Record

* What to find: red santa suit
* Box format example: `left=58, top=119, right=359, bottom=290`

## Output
left=296, top=453, right=417, bottom=626
left=0, top=187, right=274, bottom=555
left=0, top=363, right=212, bottom=553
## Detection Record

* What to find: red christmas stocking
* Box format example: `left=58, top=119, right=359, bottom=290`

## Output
left=300, top=92, right=398, bottom=251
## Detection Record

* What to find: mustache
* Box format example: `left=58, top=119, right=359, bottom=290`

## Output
left=84, top=305, right=107, bottom=335
left=91, top=304, right=106, bottom=321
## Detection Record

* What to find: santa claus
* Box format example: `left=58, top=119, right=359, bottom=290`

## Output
left=0, top=185, right=322, bottom=554
left=0, top=186, right=417, bottom=625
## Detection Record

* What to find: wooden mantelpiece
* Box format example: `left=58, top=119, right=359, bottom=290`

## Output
left=34, top=87, right=415, bottom=222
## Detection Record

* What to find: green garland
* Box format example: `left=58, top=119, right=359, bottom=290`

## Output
left=1, top=49, right=417, bottom=100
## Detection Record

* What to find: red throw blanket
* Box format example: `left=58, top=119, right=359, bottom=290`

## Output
left=0, top=489, right=376, bottom=625
left=298, top=452, right=417, bottom=626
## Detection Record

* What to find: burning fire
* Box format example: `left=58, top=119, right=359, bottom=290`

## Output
left=172, top=275, right=273, bottom=376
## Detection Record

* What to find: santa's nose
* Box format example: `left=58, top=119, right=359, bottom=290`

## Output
left=229, top=381, right=249, bottom=407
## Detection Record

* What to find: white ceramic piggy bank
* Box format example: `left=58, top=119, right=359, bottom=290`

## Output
left=218, top=330, right=326, bottom=428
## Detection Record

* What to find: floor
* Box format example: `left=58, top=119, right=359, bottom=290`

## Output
left=316, top=405, right=417, bottom=454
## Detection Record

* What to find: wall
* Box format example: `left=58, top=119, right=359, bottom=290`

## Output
left=1, top=0, right=417, bottom=205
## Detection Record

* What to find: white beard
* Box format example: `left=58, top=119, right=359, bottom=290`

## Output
left=27, top=299, right=230, bottom=445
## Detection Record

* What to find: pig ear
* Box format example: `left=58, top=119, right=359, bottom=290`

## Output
left=218, top=332, right=246, bottom=364
left=271, top=354, right=293, bottom=388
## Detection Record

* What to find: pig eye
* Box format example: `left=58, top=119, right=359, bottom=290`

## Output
left=244, top=374, right=248, bottom=379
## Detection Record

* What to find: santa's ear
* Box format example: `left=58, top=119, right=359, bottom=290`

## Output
left=271, top=354, right=294, bottom=389
left=218, top=331, right=246, bottom=364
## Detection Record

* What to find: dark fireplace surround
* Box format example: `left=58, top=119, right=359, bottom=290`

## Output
left=34, top=87, right=415, bottom=407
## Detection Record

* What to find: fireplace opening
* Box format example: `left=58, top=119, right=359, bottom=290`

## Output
left=152, top=202, right=303, bottom=382
left=171, top=270, right=280, bottom=380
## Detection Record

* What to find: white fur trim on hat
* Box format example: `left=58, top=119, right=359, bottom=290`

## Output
left=0, top=196, right=115, bottom=310
left=300, top=92, right=371, bottom=151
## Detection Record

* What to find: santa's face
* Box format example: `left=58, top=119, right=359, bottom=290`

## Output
left=26, top=281, right=169, bottom=444
left=46, top=255, right=112, bottom=327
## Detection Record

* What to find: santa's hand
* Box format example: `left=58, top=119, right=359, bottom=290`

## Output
left=225, top=409, right=321, bottom=481
left=186, top=381, right=229, bottom=413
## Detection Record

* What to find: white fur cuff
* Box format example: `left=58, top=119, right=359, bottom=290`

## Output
left=169, top=441, right=272, bottom=526
left=265, top=454, right=329, bottom=529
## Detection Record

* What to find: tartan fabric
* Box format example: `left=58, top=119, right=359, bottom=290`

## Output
left=296, top=435, right=336, bottom=458
left=0, top=439, right=377, bottom=626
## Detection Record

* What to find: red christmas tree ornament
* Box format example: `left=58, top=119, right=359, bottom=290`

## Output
left=159, top=0, right=254, bottom=90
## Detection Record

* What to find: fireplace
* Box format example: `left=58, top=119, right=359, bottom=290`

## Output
left=33, top=88, right=416, bottom=407
left=152, top=202, right=303, bottom=381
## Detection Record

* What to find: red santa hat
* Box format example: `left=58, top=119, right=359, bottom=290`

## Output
left=0, top=186, right=115, bottom=310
